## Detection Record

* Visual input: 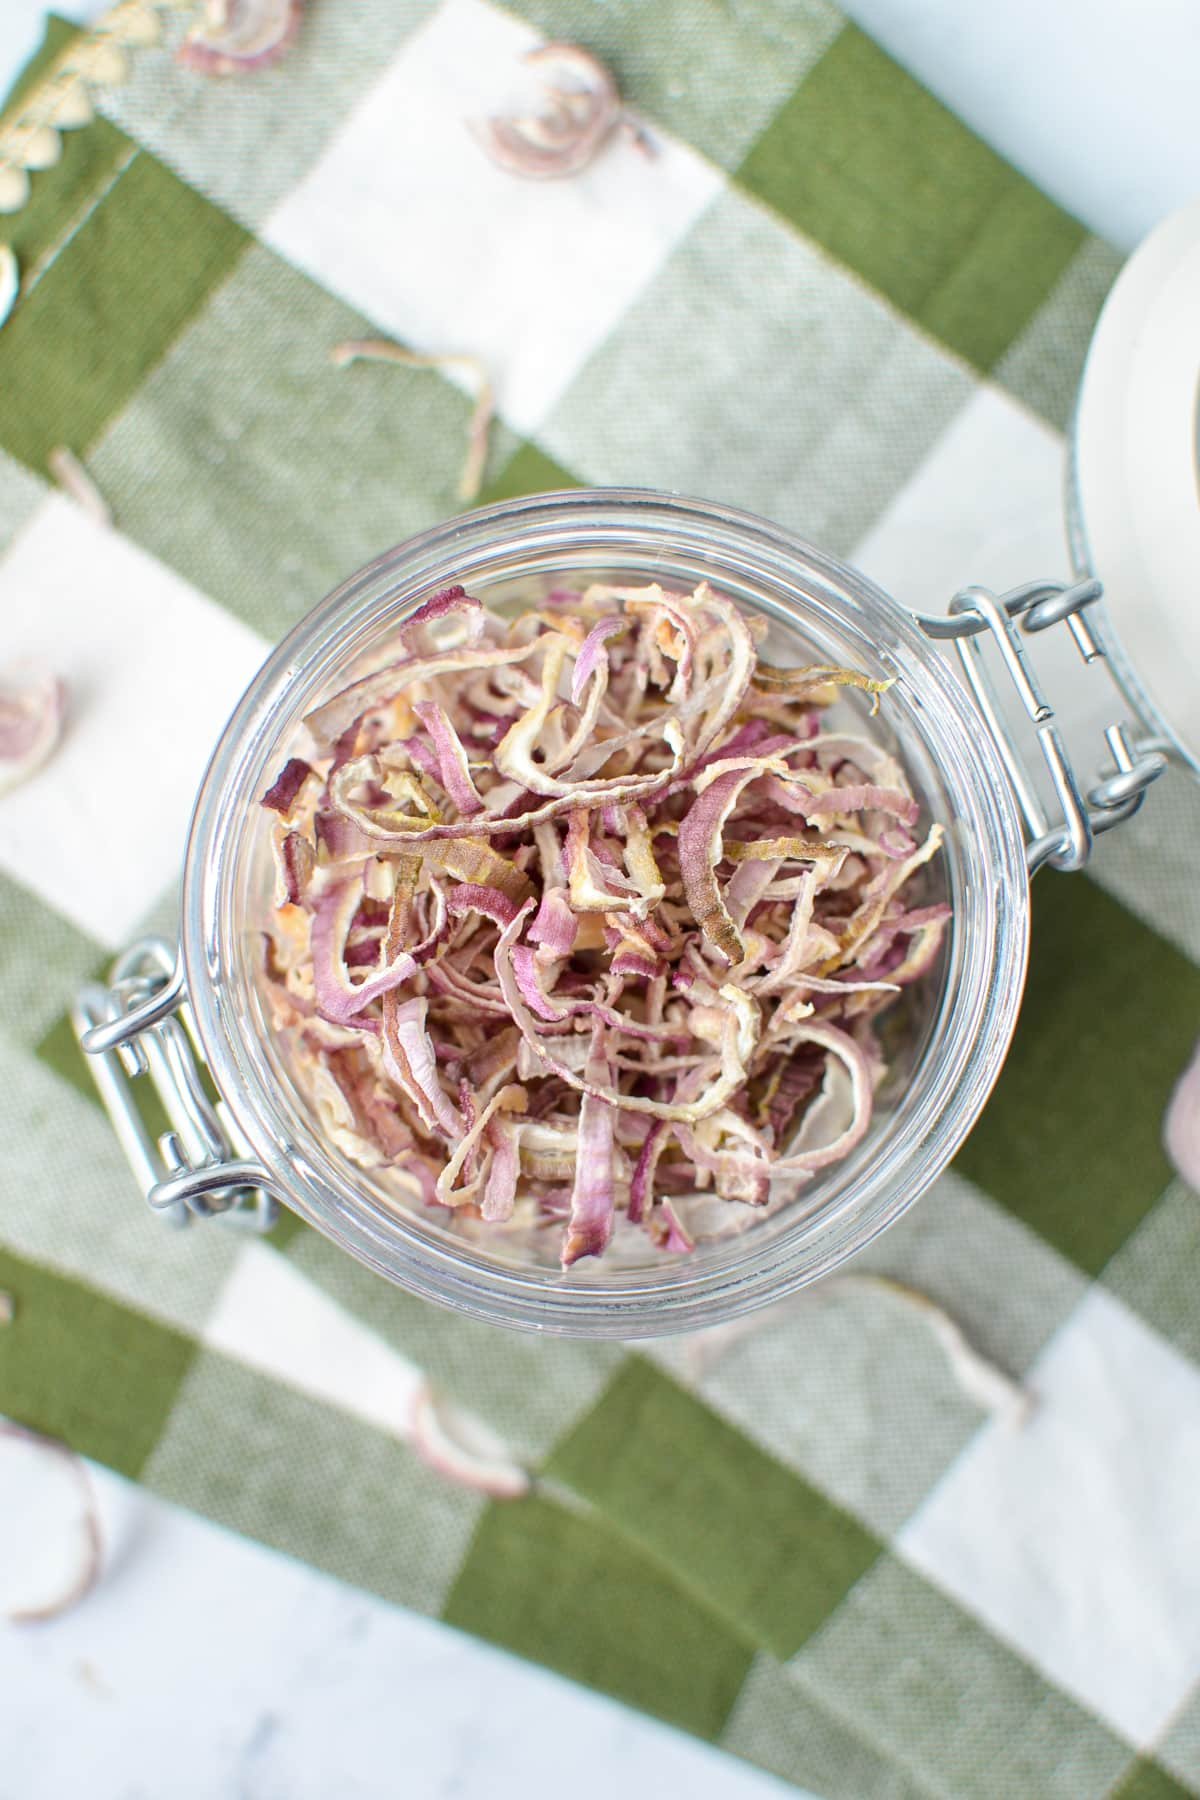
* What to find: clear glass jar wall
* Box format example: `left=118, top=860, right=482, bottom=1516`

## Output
left=184, top=492, right=1030, bottom=1336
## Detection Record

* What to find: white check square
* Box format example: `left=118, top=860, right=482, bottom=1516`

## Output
left=851, top=384, right=1068, bottom=611
left=262, top=0, right=722, bottom=435
left=899, top=1286, right=1200, bottom=1747
left=0, top=496, right=266, bottom=946
left=203, top=1243, right=424, bottom=1442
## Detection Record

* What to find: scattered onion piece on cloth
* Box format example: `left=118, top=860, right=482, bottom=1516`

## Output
left=177, top=0, right=303, bottom=75
left=475, top=42, right=626, bottom=179
left=0, top=1423, right=104, bottom=1624
left=259, top=580, right=949, bottom=1269
left=1165, top=1036, right=1200, bottom=1191
left=409, top=1382, right=531, bottom=1499
left=0, top=245, right=17, bottom=328
left=686, top=1273, right=1030, bottom=1423
left=48, top=445, right=111, bottom=527
left=831, top=1274, right=1032, bottom=1422
left=0, top=672, right=68, bottom=797
left=330, top=338, right=494, bottom=502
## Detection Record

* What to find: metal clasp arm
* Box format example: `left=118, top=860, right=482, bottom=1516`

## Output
left=917, top=578, right=1166, bottom=874
left=72, top=936, right=282, bottom=1232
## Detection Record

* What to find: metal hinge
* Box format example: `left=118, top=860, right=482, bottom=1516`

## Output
left=917, top=577, right=1167, bottom=874
left=72, top=936, right=281, bottom=1232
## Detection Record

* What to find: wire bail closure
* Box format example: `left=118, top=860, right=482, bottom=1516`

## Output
left=916, top=577, right=1166, bottom=874
left=73, top=936, right=281, bottom=1232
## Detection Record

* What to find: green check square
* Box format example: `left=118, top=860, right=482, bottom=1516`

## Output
left=996, top=236, right=1123, bottom=429
left=1110, top=1763, right=1198, bottom=1800
left=738, top=26, right=1085, bottom=374
left=145, top=1349, right=484, bottom=1617
left=443, top=1492, right=754, bottom=1740
left=0, top=872, right=103, bottom=1053
left=0, top=146, right=249, bottom=475
left=266, top=1207, right=308, bottom=1250
left=954, top=875, right=1200, bottom=1274
left=90, top=243, right=517, bottom=639
left=32, top=882, right=182, bottom=1131
left=547, top=1357, right=881, bottom=1659
left=791, top=1554, right=1130, bottom=1797
left=0, top=1243, right=197, bottom=1477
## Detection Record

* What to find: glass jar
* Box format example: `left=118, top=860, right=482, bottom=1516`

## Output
left=74, top=488, right=1158, bottom=1338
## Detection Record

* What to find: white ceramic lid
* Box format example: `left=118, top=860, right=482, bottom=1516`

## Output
left=1071, top=195, right=1200, bottom=773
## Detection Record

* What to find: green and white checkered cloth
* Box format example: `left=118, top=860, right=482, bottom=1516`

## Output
left=4, top=5, right=1200, bottom=1795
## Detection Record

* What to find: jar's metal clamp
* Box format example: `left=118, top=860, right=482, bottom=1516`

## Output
left=916, top=576, right=1166, bottom=874
left=74, top=573, right=1164, bottom=1231
left=72, top=937, right=281, bottom=1232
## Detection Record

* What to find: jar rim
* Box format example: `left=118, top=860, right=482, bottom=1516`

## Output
left=182, top=488, right=1030, bottom=1336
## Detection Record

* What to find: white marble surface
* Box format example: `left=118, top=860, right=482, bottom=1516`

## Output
left=0, top=1444, right=799, bottom=1800
left=1, top=4, right=1197, bottom=1798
